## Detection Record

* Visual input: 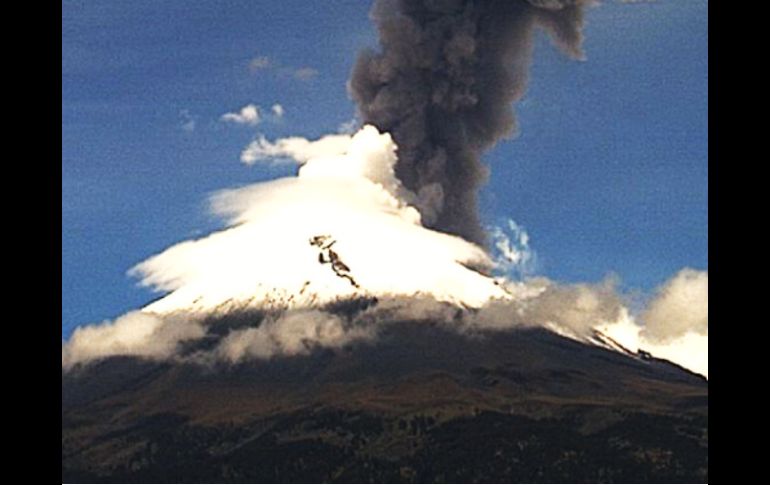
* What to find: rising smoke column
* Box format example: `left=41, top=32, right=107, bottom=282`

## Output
left=350, top=0, right=591, bottom=244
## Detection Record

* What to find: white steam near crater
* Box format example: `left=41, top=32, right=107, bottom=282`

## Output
left=62, top=125, right=708, bottom=378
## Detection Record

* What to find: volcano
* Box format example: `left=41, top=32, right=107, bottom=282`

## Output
left=62, top=310, right=707, bottom=483
left=62, top=2, right=707, bottom=481
left=61, top=127, right=708, bottom=483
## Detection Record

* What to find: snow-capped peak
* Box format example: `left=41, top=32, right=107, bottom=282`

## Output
left=134, top=126, right=511, bottom=316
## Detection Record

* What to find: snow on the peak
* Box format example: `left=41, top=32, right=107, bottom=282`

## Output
left=131, top=125, right=511, bottom=316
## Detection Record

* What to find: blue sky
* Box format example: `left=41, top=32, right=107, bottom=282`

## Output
left=62, top=0, right=707, bottom=338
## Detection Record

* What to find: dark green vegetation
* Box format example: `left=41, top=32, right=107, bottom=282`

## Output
left=62, top=321, right=707, bottom=483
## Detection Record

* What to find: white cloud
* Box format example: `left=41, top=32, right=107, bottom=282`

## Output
left=518, top=278, right=624, bottom=334
left=249, top=55, right=271, bottom=72
left=239, top=131, right=353, bottom=165
left=221, top=104, right=261, bottom=126
left=216, top=310, right=375, bottom=362
left=179, top=109, right=196, bottom=132
left=490, top=219, right=536, bottom=276
left=337, top=118, right=359, bottom=134
left=596, top=269, right=708, bottom=378
left=245, top=54, right=317, bottom=82
left=640, top=268, right=708, bottom=343
left=293, top=67, right=318, bottom=81
left=205, top=277, right=624, bottom=365
left=599, top=311, right=708, bottom=379
left=220, top=103, right=286, bottom=134
left=62, top=311, right=205, bottom=369
left=458, top=277, right=624, bottom=339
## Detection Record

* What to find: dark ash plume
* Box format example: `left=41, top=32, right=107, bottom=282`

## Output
left=350, top=0, right=591, bottom=244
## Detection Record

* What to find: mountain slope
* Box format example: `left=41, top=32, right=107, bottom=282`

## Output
left=62, top=319, right=707, bottom=483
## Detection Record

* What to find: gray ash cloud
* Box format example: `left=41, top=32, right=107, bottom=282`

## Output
left=349, top=0, right=590, bottom=244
